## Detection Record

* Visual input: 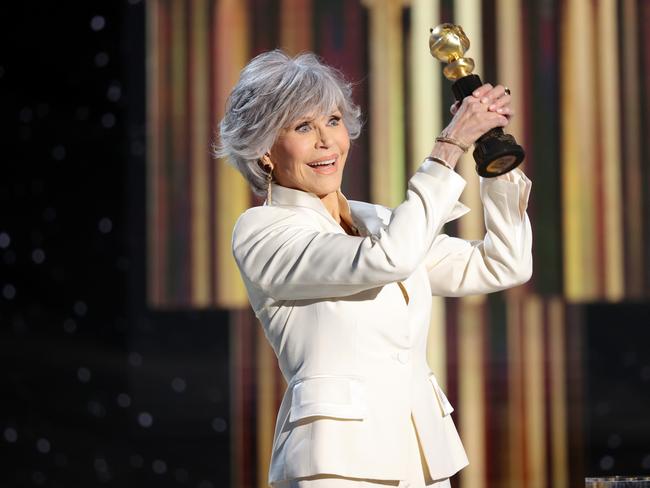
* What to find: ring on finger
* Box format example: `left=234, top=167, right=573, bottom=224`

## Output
left=504, top=86, right=511, bottom=96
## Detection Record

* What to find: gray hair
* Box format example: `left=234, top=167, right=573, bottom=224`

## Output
left=214, top=49, right=363, bottom=197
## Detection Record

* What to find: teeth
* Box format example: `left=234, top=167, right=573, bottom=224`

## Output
left=308, top=159, right=336, bottom=167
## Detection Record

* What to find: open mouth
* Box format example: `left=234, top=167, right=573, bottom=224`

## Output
left=307, top=157, right=336, bottom=168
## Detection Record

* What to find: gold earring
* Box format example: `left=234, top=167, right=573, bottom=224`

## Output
left=261, top=155, right=274, bottom=204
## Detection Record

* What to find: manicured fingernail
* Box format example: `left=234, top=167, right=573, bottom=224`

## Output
left=497, top=108, right=504, bottom=113
left=481, top=97, right=488, bottom=103
left=489, top=104, right=496, bottom=110
left=473, top=90, right=479, bottom=96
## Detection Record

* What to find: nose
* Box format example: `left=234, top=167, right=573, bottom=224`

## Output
left=314, top=125, right=332, bottom=148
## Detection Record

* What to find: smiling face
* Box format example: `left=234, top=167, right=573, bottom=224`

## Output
left=268, top=109, right=350, bottom=198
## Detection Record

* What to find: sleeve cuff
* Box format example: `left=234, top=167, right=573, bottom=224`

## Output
left=417, top=158, right=467, bottom=188
left=480, top=167, right=532, bottom=219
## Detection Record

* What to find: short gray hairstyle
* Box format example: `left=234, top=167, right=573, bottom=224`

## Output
left=215, top=49, right=363, bottom=197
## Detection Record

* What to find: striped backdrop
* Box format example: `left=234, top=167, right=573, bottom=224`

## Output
left=145, top=1, right=650, bottom=487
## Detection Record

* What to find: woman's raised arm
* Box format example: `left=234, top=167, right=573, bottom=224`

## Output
left=425, top=168, right=533, bottom=297
left=232, top=162, right=465, bottom=300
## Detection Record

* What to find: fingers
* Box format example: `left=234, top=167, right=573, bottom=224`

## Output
left=472, top=83, right=493, bottom=99
left=445, top=95, right=510, bottom=144
left=473, top=83, right=515, bottom=117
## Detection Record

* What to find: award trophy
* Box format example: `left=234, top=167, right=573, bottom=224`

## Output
left=429, top=23, right=525, bottom=177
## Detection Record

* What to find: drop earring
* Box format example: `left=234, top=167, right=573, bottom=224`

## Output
left=265, top=165, right=273, bottom=204
left=261, top=154, right=274, bottom=204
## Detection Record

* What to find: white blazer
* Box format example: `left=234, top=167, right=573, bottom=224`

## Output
left=231, top=160, right=533, bottom=485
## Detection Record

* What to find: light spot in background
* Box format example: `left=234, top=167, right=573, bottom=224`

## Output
left=90, top=15, right=106, bottom=31
left=94, top=457, right=111, bottom=483
left=94, top=52, right=109, bottom=68
left=106, top=83, right=121, bottom=102
left=599, top=455, right=614, bottom=470
left=98, top=217, right=112, bottom=234
left=211, top=418, right=227, bottom=433
left=101, top=113, right=116, bottom=128
left=3, top=284, right=16, bottom=300
left=94, top=457, right=108, bottom=472
left=171, top=377, right=186, bottom=393
left=77, top=367, right=91, bottom=383
left=0, top=232, right=10, bottom=248
left=128, top=352, right=142, bottom=367
left=74, top=300, right=88, bottom=317
left=117, top=393, right=131, bottom=408
left=137, top=412, right=153, bottom=428
left=32, top=248, right=45, bottom=264
left=3, top=427, right=17, bottom=443
left=63, top=318, right=77, bottom=334
left=36, top=438, right=51, bottom=454
left=152, top=459, right=167, bottom=475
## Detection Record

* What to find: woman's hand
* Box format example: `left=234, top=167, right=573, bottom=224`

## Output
left=445, top=83, right=512, bottom=145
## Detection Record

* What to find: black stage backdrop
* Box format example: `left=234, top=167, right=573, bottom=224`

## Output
left=0, top=2, right=230, bottom=487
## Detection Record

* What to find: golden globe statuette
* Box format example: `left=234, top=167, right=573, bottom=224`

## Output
left=429, top=23, right=525, bottom=177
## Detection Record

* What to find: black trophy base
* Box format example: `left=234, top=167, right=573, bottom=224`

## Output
left=451, top=74, right=525, bottom=177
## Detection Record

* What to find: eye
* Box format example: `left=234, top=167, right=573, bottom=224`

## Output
left=295, top=121, right=311, bottom=133
left=328, top=115, right=342, bottom=126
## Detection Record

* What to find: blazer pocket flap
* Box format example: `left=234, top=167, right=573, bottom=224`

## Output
left=290, top=376, right=367, bottom=422
left=429, top=373, right=454, bottom=417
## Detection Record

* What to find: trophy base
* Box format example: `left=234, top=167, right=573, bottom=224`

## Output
left=473, top=129, right=525, bottom=177
left=451, top=75, right=526, bottom=177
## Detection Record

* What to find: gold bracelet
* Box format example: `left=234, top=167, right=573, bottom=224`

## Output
left=435, top=135, right=471, bottom=153
left=424, top=156, right=453, bottom=170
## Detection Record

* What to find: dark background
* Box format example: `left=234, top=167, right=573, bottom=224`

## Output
left=0, top=2, right=648, bottom=487
left=1, top=2, right=230, bottom=487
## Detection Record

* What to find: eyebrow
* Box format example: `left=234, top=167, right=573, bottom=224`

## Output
left=292, top=111, right=341, bottom=126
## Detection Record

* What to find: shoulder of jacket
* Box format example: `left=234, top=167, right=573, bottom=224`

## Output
left=232, top=205, right=312, bottom=238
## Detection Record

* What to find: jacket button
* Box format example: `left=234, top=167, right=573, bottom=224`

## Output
left=397, top=351, right=411, bottom=364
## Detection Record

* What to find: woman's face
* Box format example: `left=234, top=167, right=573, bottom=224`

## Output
left=268, top=109, right=350, bottom=198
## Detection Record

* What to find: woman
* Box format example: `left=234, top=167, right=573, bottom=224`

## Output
left=218, top=50, right=532, bottom=488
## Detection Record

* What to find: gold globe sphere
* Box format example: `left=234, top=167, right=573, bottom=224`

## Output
left=429, top=23, right=470, bottom=63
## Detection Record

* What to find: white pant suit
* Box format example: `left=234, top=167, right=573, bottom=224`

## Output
left=231, top=161, right=533, bottom=487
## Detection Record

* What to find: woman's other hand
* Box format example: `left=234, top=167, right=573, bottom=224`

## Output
left=445, top=83, right=512, bottom=145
